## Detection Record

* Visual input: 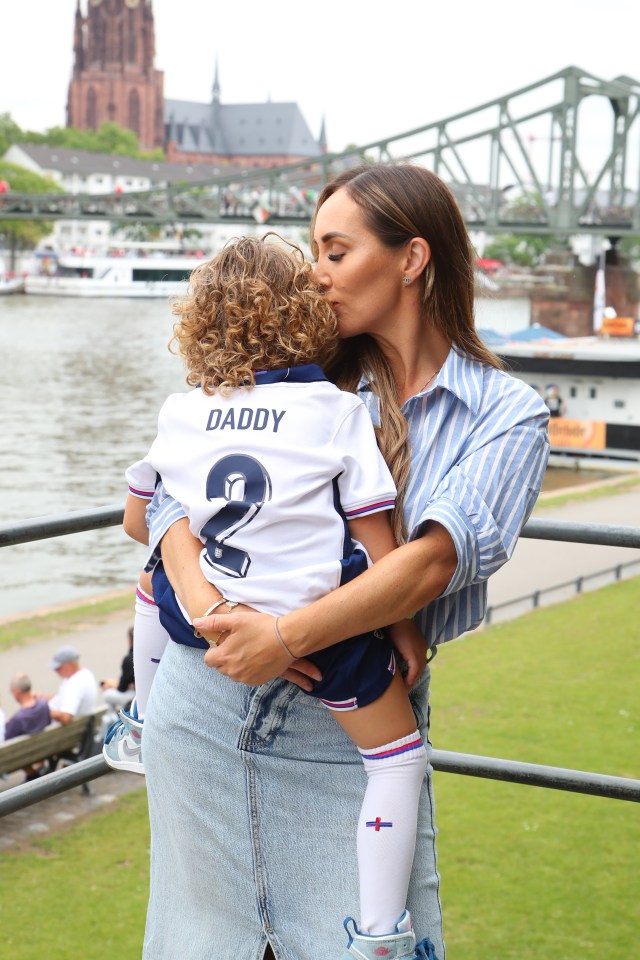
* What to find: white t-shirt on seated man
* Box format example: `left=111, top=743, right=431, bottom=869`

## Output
left=48, top=646, right=98, bottom=725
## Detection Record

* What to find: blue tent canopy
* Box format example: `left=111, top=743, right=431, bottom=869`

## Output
left=508, top=324, right=566, bottom=342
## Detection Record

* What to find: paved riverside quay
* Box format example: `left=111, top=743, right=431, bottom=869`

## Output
left=1, top=478, right=639, bottom=846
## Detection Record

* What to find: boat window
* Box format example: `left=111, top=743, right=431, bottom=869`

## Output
left=58, top=266, right=94, bottom=279
left=132, top=268, right=191, bottom=282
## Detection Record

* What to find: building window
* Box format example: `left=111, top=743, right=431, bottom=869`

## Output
left=569, top=386, right=577, bottom=398
left=613, top=399, right=625, bottom=408
left=128, top=89, right=141, bottom=137
left=589, top=387, right=597, bottom=399
left=86, top=88, right=98, bottom=130
left=127, top=19, right=137, bottom=63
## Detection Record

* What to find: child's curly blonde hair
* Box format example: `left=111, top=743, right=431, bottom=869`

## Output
left=170, top=235, right=339, bottom=394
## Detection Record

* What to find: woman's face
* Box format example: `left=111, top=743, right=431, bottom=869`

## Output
left=312, top=188, right=407, bottom=340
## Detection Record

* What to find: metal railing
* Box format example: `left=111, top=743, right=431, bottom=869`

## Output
left=1, top=505, right=640, bottom=819
left=485, top=556, right=640, bottom=624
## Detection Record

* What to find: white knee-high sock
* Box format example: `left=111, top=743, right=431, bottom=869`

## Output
left=357, top=731, right=428, bottom=936
left=133, top=583, right=170, bottom=718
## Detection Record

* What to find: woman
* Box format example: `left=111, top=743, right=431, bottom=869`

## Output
left=142, top=163, right=550, bottom=960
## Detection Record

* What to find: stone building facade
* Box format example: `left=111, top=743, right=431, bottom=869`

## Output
left=67, top=0, right=165, bottom=151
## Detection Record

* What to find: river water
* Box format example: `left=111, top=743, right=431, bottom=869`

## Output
left=0, top=294, right=186, bottom=618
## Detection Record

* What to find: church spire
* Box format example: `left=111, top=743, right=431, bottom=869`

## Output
left=72, top=0, right=85, bottom=76
left=318, top=115, right=328, bottom=153
left=212, top=58, right=221, bottom=104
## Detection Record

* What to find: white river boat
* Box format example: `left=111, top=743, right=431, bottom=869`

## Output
left=24, top=245, right=206, bottom=299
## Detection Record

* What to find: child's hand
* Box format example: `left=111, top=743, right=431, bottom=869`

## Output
left=388, top=618, right=427, bottom=689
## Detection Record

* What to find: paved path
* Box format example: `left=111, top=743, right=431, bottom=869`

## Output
left=1, top=482, right=638, bottom=846
left=487, top=486, right=640, bottom=621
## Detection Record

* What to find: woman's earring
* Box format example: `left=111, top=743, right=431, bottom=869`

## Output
left=402, top=276, right=411, bottom=286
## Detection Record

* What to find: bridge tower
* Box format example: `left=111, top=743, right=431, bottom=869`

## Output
left=66, top=0, right=164, bottom=151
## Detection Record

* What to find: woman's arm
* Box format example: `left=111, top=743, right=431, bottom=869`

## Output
left=197, top=521, right=457, bottom=686
left=349, top=512, right=429, bottom=688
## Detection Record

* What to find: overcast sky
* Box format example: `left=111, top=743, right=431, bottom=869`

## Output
left=2, top=0, right=639, bottom=155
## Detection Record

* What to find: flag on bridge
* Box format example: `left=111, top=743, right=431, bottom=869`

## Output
left=593, top=250, right=606, bottom=334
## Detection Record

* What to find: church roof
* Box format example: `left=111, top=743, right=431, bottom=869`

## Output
left=164, top=99, right=321, bottom=157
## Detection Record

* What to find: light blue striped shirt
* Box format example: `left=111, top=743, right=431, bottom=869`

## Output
left=146, top=348, right=549, bottom=650
left=358, top=347, right=550, bottom=648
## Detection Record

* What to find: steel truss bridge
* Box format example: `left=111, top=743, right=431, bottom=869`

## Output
left=2, top=66, right=639, bottom=239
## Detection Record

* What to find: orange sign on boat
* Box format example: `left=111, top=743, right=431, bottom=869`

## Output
left=600, top=315, right=635, bottom=337
left=548, top=418, right=607, bottom=450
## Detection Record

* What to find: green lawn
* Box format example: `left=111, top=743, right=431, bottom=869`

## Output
left=0, top=591, right=132, bottom=653
left=0, top=790, right=150, bottom=960
left=430, top=577, right=640, bottom=959
left=0, top=579, right=638, bottom=959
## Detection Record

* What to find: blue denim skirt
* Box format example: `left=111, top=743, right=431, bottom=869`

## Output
left=142, top=641, right=444, bottom=960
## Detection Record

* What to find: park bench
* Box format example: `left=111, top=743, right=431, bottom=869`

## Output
left=0, top=706, right=107, bottom=782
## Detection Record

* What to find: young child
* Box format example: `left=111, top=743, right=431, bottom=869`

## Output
left=104, top=236, right=434, bottom=960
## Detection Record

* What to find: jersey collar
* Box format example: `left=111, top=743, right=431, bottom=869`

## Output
left=253, top=364, right=328, bottom=385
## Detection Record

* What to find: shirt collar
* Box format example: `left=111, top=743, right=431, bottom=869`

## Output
left=436, top=347, right=483, bottom=414
left=358, top=348, right=484, bottom=415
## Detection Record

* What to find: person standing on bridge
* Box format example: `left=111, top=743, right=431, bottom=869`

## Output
left=138, top=163, right=550, bottom=960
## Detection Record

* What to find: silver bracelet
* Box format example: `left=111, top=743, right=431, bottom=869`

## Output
left=273, top=617, right=295, bottom=661
left=194, top=597, right=239, bottom=638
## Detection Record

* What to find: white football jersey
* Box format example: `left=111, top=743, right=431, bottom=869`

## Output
left=126, top=365, right=396, bottom=616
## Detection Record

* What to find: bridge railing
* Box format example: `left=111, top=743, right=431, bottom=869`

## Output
left=1, top=506, right=639, bottom=820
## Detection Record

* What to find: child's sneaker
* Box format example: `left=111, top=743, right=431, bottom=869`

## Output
left=102, top=698, right=144, bottom=774
left=339, top=910, right=416, bottom=960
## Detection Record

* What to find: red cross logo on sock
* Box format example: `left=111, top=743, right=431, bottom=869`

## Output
left=366, top=817, right=393, bottom=831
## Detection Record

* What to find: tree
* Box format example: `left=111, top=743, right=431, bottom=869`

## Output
left=0, top=113, right=22, bottom=157
left=483, top=233, right=556, bottom=268
left=17, top=121, right=165, bottom=161
left=0, top=112, right=165, bottom=161
left=618, top=236, right=640, bottom=265
left=0, top=161, right=62, bottom=271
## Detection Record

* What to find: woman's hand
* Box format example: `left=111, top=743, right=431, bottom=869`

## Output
left=388, top=618, right=428, bottom=689
left=198, top=611, right=322, bottom=691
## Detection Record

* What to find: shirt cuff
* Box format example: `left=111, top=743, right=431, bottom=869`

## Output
left=411, top=497, right=479, bottom=596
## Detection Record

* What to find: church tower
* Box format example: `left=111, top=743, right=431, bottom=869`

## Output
left=66, top=0, right=164, bottom=151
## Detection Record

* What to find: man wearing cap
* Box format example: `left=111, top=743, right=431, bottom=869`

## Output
left=48, top=646, right=98, bottom=726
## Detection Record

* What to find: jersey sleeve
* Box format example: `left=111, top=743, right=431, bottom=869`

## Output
left=125, top=459, right=158, bottom=500
left=333, top=399, right=396, bottom=519
left=124, top=392, right=179, bottom=498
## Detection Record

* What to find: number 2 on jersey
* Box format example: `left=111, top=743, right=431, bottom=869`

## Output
left=201, top=454, right=272, bottom=577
